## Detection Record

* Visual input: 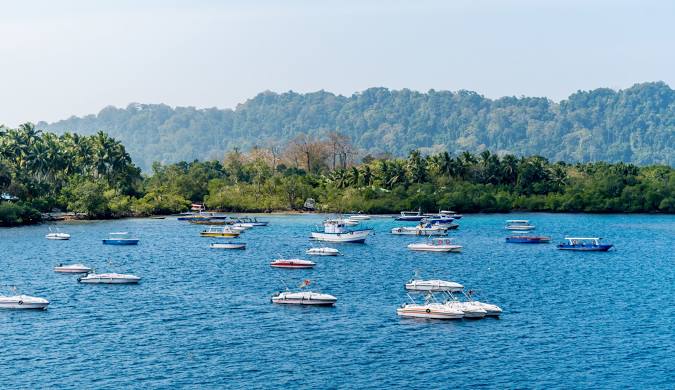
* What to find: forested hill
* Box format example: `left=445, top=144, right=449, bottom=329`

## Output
left=39, top=82, right=675, bottom=171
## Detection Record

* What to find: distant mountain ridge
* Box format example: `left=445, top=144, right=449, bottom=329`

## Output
left=38, top=82, right=675, bottom=171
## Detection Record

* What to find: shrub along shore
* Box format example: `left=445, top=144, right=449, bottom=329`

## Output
left=1, top=124, right=673, bottom=226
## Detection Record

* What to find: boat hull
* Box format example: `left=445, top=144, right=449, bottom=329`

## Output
left=396, top=308, right=463, bottom=320
left=54, top=267, right=92, bottom=273
left=0, top=302, right=49, bottom=310
left=200, top=233, right=239, bottom=238
left=391, top=228, right=448, bottom=236
left=78, top=278, right=140, bottom=284
left=210, top=243, right=246, bottom=249
left=506, top=236, right=551, bottom=243
left=556, top=244, right=613, bottom=251
left=310, top=230, right=370, bottom=243
left=395, top=216, right=425, bottom=221
left=272, top=298, right=336, bottom=305
left=102, top=239, right=139, bottom=245
left=407, top=244, right=461, bottom=252
left=46, top=235, right=70, bottom=240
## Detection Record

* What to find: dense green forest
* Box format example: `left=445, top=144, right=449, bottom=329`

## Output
left=39, top=82, right=675, bottom=171
left=1, top=125, right=673, bottom=226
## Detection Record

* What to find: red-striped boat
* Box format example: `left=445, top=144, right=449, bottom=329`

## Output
left=270, top=259, right=316, bottom=269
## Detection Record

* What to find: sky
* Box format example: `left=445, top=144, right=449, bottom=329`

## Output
left=0, top=0, right=673, bottom=127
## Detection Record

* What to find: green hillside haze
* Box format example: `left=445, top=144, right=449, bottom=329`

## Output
left=38, top=82, right=675, bottom=171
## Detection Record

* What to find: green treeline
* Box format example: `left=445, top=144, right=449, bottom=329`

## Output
left=1, top=125, right=673, bottom=226
left=40, top=82, right=675, bottom=171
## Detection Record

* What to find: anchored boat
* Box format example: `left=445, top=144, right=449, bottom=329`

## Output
left=505, top=235, right=551, bottom=243
left=270, top=259, right=316, bottom=269
left=505, top=220, right=535, bottom=231
left=54, top=263, right=92, bottom=273
left=271, top=291, right=337, bottom=306
left=0, top=295, right=50, bottom=310
left=391, top=223, right=449, bottom=236
left=306, top=247, right=340, bottom=256
left=407, top=238, right=462, bottom=252
left=78, top=273, right=141, bottom=284
left=405, top=279, right=464, bottom=292
left=395, top=210, right=425, bottom=221
left=310, top=219, right=371, bottom=243
left=557, top=237, right=613, bottom=251
left=209, top=242, right=246, bottom=250
left=102, top=232, right=139, bottom=245
left=46, top=227, right=70, bottom=240
left=200, top=226, right=240, bottom=238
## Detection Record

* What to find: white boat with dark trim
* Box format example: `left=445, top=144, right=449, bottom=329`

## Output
left=78, top=273, right=141, bottom=284
left=271, top=291, right=337, bottom=306
left=0, top=295, right=50, bottom=310
left=209, top=242, right=246, bottom=250
left=395, top=210, right=425, bottom=221
left=54, top=263, right=92, bottom=273
left=405, top=279, right=464, bottom=292
left=311, top=219, right=371, bottom=243
left=306, top=247, right=340, bottom=256
left=445, top=300, right=487, bottom=318
left=407, top=238, right=462, bottom=252
left=270, top=259, right=316, bottom=269
left=46, top=227, right=70, bottom=240
left=438, top=210, right=463, bottom=220
left=505, top=220, right=535, bottom=231
left=348, top=214, right=371, bottom=221
left=391, top=223, right=449, bottom=236
left=397, top=301, right=464, bottom=320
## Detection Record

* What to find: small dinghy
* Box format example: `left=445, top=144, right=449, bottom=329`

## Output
left=405, top=279, right=464, bottom=292
left=54, top=263, right=92, bottom=273
left=209, top=242, right=246, bottom=250
left=46, top=227, right=70, bottom=240
left=0, top=295, right=50, bottom=310
left=306, top=247, right=340, bottom=256
left=78, top=273, right=141, bottom=284
left=407, top=239, right=462, bottom=252
left=270, top=259, right=316, bottom=269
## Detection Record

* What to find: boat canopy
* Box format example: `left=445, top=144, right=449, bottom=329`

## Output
left=564, top=237, right=601, bottom=241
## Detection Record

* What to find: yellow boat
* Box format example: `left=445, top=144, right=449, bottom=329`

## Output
left=200, top=227, right=240, bottom=238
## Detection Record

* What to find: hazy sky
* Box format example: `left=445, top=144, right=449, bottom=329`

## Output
left=1, top=0, right=673, bottom=127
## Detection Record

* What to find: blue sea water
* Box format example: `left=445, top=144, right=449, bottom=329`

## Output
left=0, top=214, right=673, bottom=389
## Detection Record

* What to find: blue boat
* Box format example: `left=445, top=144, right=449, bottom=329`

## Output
left=102, top=232, right=139, bottom=245
left=395, top=210, right=425, bottom=221
left=556, top=237, right=613, bottom=251
left=506, top=235, right=551, bottom=244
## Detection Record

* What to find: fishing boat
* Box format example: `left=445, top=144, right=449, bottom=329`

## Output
left=395, top=210, right=425, bottom=221
left=209, top=242, right=246, bottom=250
left=505, top=220, right=535, bottom=231
left=310, top=219, right=371, bottom=243
left=102, top=232, right=139, bottom=245
left=391, top=223, right=449, bottom=236
left=78, top=273, right=141, bottom=284
left=200, top=226, right=240, bottom=238
left=271, top=291, right=337, bottom=306
left=408, top=238, right=462, bottom=252
left=306, top=247, right=340, bottom=256
left=46, top=227, right=70, bottom=240
left=0, top=295, right=49, bottom=310
left=505, top=235, right=551, bottom=243
left=54, top=263, right=92, bottom=273
left=405, top=279, right=464, bottom=292
left=270, top=259, right=316, bottom=269
left=556, top=237, right=613, bottom=251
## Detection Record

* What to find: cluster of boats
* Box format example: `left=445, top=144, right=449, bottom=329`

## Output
left=397, top=278, right=502, bottom=320
left=504, top=220, right=614, bottom=251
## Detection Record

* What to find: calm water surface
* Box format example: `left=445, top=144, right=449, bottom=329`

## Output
left=1, top=214, right=673, bottom=389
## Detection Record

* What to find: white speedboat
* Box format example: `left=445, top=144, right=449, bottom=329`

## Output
left=54, top=263, right=92, bottom=273
left=46, top=227, right=70, bottom=240
left=78, top=273, right=141, bottom=284
left=407, top=239, right=462, bottom=252
left=271, top=291, right=337, bottom=306
left=230, top=224, right=251, bottom=232
left=396, top=302, right=464, bottom=320
left=310, top=219, right=371, bottom=243
left=445, top=300, right=487, bottom=319
left=348, top=214, right=371, bottom=221
left=405, top=279, right=464, bottom=292
left=505, top=220, right=535, bottom=231
left=391, top=224, right=448, bottom=236
left=394, top=210, right=425, bottom=221
left=306, top=247, right=340, bottom=256
left=270, top=259, right=316, bottom=269
left=0, top=295, right=49, bottom=310
left=464, top=300, right=503, bottom=317
left=209, top=242, right=246, bottom=250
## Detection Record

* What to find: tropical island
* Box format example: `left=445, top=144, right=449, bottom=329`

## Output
left=1, top=123, right=673, bottom=226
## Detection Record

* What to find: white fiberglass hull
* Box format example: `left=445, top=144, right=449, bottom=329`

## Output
left=407, top=244, right=462, bottom=252
left=391, top=228, right=448, bottom=236
left=311, top=230, right=370, bottom=243
left=54, top=264, right=92, bottom=273
left=46, top=233, right=70, bottom=240
left=396, top=305, right=463, bottom=320
left=272, top=292, right=337, bottom=306
left=78, top=274, right=141, bottom=284
left=0, top=296, right=49, bottom=310
left=306, top=248, right=340, bottom=256
left=506, top=226, right=535, bottom=231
